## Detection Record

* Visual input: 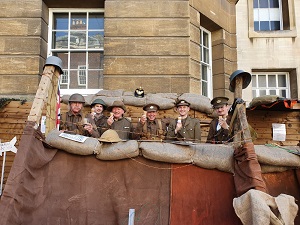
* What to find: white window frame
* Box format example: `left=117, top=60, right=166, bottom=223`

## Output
left=252, top=72, right=290, bottom=98
left=48, top=8, right=104, bottom=96
left=78, top=65, right=87, bottom=86
left=200, top=27, right=212, bottom=99
left=253, top=0, right=282, bottom=31
left=60, top=70, right=68, bottom=84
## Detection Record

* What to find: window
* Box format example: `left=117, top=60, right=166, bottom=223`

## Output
left=48, top=9, right=104, bottom=95
left=78, top=65, right=87, bottom=86
left=248, top=0, right=296, bottom=38
left=60, top=70, right=68, bottom=85
left=254, top=0, right=282, bottom=31
left=200, top=27, right=212, bottom=98
left=252, top=72, right=290, bottom=98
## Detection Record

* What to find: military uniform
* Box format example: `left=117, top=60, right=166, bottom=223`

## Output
left=167, top=116, right=201, bottom=142
left=206, top=96, right=232, bottom=144
left=107, top=117, right=133, bottom=140
left=206, top=117, right=232, bottom=144
left=83, top=114, right=107, bottom=138
left=60, top=111, right=85, bottom=135
left=135, top=118, right=167, bottom=140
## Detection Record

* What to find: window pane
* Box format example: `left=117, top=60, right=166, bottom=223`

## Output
left=252, top=75, right=257, bottom=87
left=53, top=31, right=68, bottom=49
left=279, top=90, right=286, bottom=97
left=89, top=13, right=104, bottom=29
left=259, top=0, right=269, bottom=8
left=88, top=52, right=103, bottom=69
left=202, top=64, right=208, bottom=80
left=202, top=32, right=209, bottom=47
left=71, top=13, right=87, bottom=30
left=270, top=21, right=280, bottom=30
left=270, top=90, right=276, bottom=95
left=270, top=0, right=279, bottom=8
left=70, top=31, right=87, bottom=49
left=88, top=70, right=103, bottom=89
left=253, top=0, right=258, bottom=8
left=268, top=75, right=276, bottom=87
left=88, top=31, right=104, bottom=49
left=260, top=21, right=270, bottom=31
left=254, top=21, right=259, bottom=31
left=252, top=90, right=257, bottom=98
left=259, top=90, right=266, bottom=95
left=258, top=75, right=266, bottom=87
left=70, top=52, right=86, bottom=69
left=203, top=48, right=209, bottom=63
left=202, top=81, right=208, bottom=96
left=278, top=75, right=286, bottom=87
left=54, top=13, right=69, bottom=30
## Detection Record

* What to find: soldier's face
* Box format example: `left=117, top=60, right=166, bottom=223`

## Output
left=112, top=107, right=124, bottom=119
left=147, top=111, right=157, bottom=121
left=70, top=102, right=83, bottom=114
left=93, top=104, right=104, bottom=114
left=177, top=106, right=190, bottom=117
left=215, top=105, right=229, bottom=116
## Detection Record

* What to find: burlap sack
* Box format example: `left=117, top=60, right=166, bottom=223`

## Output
left=145, top=94, right=177, bottom=110
left=45, top=129, right=101, bottom=155
left=95, top=140, right=139, bottom=160
left=140, top=142, right=194, bottom=163
left=192, top=144, right=234, bottom=173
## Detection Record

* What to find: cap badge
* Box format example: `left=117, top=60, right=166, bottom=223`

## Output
left=217, top=100, right=221, bottom=103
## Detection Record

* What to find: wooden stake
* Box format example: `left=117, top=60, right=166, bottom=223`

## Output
left=27, top=65, right=60, bottom=132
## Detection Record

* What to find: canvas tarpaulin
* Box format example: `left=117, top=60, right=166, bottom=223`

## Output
left=0, top=122, right=171, bottom=225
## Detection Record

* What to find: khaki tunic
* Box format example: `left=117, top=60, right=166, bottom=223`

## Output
left=84, top=114, right=108, bottom=138
left=59, top=111, right=85, bottom=135
left=134, top=118, right=167, bottom=140
left=107, top=117, right=134, bottom=140
left=167, top=116, right=201, bottom=142
left=206, top=117, right=232, bottom=144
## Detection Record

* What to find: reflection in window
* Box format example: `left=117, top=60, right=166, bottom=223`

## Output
left=49, top=9, right=104, bottom=91
left=252, top=72, right=290, bottom=98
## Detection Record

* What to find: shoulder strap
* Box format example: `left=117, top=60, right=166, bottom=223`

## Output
left=157, top=119, right=162, bottom=130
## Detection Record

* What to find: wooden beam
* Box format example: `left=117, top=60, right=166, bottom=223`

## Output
left=27, top=65, right=59, bottom=129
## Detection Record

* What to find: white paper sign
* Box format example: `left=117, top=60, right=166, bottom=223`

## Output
left=0, top=137, right=18, bottom=156
left=59, top=132, right=88, bottom=143
left=272, top=123, right=286, bottom=141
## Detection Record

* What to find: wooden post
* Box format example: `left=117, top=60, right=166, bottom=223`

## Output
left=27, top=65, right=60, bottom=132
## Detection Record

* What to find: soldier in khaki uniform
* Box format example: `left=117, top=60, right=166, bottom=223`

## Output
left=106, top=100, right=134, bottom=140
left=59, top=93, right=86, bottom=135
left=134, top=103, right=168, bottom=140
left=206, top=97, right=232, bottom=144
left=83, top=98, right=108, bottom=138
left=167, top=99, right=201, bottom=142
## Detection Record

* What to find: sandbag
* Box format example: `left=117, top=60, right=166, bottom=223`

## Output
left=192, top=144, right=234, bottom=173
left=255, top=145, right=300, bottom=167
left=248, top=95, right=279, bottom=108
left=145, top=94, right=177, bottom=110
left=45, top=129, right=101, bottom=155
left=179, top=93, right=212, bottom=114
left=95, top=140, right=139, bottom=160
left=140, top=142, right=194, bottom=163
left=123, top=95, right=146, bottom=106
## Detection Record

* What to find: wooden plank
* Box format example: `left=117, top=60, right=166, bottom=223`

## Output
left=27, top=65, right=56, bottom=125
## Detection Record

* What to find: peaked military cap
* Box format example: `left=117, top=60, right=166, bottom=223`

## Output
left=211, top=97, right=229, bottom=108
left=176, top=99, right=191, bottom=107
left=143, top=103, right=160, bottom=112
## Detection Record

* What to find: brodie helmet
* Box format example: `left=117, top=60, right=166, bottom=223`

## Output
left=98, top=129, right=122, bottom=143
left=68, top=93, right=85, bottom=103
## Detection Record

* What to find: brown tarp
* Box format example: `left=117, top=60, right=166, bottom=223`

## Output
left=0, top=122, right=171, bottom=225
left=233, top=142, right=268, bottom=196
left=0, top=122, right=299, bottom=224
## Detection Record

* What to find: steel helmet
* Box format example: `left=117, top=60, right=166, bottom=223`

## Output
left=98, top=129, right=122, bottom=143
left=68, top=93, right=85, bottom=103
left=229, top=70, right=252, bottom=92
left=43, top=56, right=63, bottom=74
left=91, top=98, right=107, bottom=109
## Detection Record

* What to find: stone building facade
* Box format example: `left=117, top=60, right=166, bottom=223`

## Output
left=0, top=0, right=238, bottom=100
left=236, top=0, right=300, bottom=104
